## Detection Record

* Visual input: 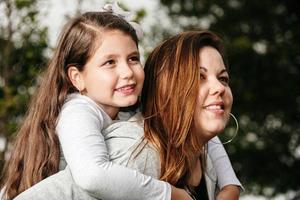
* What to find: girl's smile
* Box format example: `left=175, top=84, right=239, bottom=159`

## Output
left=115, top=83, right=137, bottom=95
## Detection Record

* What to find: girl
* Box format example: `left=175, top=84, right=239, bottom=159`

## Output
left=0, top=9, right=189, bottom=200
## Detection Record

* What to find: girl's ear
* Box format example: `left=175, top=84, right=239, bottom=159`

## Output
left=68, top=66, right=85, bottom=92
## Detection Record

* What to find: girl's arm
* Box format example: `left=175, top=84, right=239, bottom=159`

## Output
left=207, top=136, right=243, bottom=199
left=58, top=102, right=169, bottom=199
left=13, top=167, right=191, bottom=200
left=57, top=98, right=190, bottom=200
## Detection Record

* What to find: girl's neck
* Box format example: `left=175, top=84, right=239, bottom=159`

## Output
left=90, top=100, right=119, bottom=120
left=98, top=104, right=119, bottom=120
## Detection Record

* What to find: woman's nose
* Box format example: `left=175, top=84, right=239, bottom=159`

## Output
left=209, top=78, right=225, bottom=96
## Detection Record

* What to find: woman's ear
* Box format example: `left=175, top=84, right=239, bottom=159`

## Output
left=68, top=66, right=85, bottom=92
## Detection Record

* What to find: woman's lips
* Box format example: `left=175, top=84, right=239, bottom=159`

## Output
left=204, top=105, right=225, bottom=114
left=203, top=102, right=225, bottom=114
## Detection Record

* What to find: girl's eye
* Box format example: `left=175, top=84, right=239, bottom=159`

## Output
left=102, top=59, right=115, bottom=66
left=128, top=55, right=140, bottom=63
left=219, top=76, right=230, bottom=85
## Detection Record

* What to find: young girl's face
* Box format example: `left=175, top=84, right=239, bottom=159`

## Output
left=79, top=30, right=144, bottom=118
left=194, top=46, right=233, bottom=140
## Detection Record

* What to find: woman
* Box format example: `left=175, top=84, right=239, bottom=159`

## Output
left=11, top=30, right=241, bottom=200
left=141, top=30, right=239, bottom=199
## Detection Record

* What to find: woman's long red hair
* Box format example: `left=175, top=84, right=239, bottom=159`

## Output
left=141, top=30, right=224, bottom=186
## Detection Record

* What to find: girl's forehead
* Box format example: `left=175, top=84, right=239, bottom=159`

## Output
left=97, top=29, right=136, bottom=46
left=90, top=30, right=138, bottom=58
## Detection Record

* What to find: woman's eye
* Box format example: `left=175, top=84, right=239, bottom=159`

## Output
left=200, top=74, right=206, bottom=80
left=219, top=76, right=230, bottom=85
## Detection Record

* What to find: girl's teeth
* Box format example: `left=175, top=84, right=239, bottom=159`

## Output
left=119, top=86, right=132, bottom=91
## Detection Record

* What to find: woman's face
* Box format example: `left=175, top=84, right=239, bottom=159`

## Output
left=194, top=46, right=233, bottom=141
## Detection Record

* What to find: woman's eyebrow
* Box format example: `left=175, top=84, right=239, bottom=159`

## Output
left=219, top=69, right=228, bottom=74
left=200, top=67, right=228, bottom=74
left=200, top=66, right=207, bottom=72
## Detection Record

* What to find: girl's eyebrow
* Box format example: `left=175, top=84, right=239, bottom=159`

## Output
left=102, top=50, right=140, bottom=59
left=101, top=54, right=117, bottom=59
left=128, top=51, right=140, bottom=56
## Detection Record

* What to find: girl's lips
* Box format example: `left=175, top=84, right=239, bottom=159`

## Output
left=115, top=84, right=136, bottom=95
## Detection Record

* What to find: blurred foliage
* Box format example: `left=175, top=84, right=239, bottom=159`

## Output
left=156, top=0, right=300, bottom=198
left=0, top=0, right=48, bottom=171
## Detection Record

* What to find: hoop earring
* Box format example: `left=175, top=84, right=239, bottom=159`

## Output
left=211, top=113, right=239, bottom=145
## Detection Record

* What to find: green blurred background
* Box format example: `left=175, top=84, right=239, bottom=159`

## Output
left=0, top=0, right=299, bottom=199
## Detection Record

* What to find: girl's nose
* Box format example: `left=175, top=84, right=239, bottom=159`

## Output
left=119, top=62, right=134, bottom=79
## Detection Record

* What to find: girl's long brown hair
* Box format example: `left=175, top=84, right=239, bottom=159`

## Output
left=1, top=12, right=138, bottom=200
left=141, top=30, right=224, bottom=187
